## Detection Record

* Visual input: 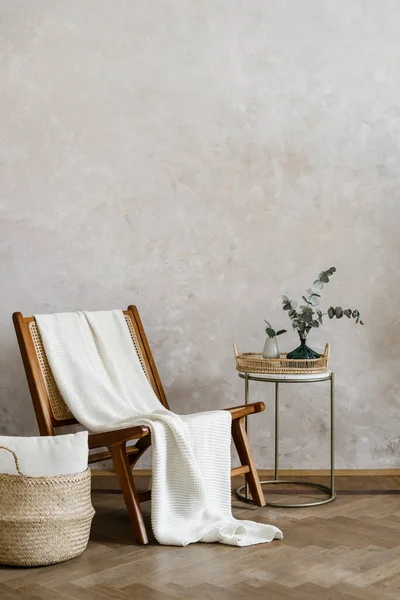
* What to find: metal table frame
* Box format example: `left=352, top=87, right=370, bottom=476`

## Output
left=236, top=371, right=336, bottom=508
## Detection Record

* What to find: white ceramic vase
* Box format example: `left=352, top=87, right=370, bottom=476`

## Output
left=263, top=336, right=280, bottom=358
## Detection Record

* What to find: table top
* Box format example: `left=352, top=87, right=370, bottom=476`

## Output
left=238, top=370, right=332, bottom=382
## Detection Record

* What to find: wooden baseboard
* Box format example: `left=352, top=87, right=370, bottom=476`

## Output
left=91, top=468, right=400, bottom=478
left=260, top=469, right=400, bottom=477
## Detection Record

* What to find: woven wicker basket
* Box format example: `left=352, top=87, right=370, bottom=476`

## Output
left=234, top=343, right=330, bottom=374
left=0, top=446, right=95, bottom=567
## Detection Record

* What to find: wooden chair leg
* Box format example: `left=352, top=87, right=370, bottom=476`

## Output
left=128, top=435, right=152, bottom=467
left=232, top=417, right=266, bottom=507
left=109, top=443, right=149, bottom=545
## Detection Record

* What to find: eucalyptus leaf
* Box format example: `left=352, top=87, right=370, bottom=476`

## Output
left=266, top=327, right=276, bottom=338
left=335, top=307, right=344, bottom=319
left=276, top=329, right=287, bottom=336
left=314, top=279, right=324, bottom=290
left=302, top=312, right=313, bottom=323
left=328, top=306, right=335, bottom=319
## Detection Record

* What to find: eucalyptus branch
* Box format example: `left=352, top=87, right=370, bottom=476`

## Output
left=264, top=319, right=287, bottom=338
left=281, top=267, right=364, bottom=339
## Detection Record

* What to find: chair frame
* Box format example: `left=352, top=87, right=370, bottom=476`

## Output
left=12, top=305, right=266, bottom=545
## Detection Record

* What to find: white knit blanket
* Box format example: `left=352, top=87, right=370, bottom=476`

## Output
left=36, top=310, right=282, bottom=547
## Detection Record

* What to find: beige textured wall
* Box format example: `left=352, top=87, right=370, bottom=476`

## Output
left=1, top=0, right=399, bottom=469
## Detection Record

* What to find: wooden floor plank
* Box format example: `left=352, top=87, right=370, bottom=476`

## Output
left=1, top=475, right=400, bottom=599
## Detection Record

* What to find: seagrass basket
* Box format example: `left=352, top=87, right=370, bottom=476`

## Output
left=234, top=343, right=330, bottom=374
left=0, top=446, right=95, bottom=567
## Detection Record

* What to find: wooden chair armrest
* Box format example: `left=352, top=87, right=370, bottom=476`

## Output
left=225, top=401, right=265, bottom=420
left=88, top=404, right=263, bottom=448
left=89, top=426, right=150, bottom=449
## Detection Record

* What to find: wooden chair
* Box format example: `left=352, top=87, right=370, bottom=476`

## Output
left=12, top=305, right=266, bottom=545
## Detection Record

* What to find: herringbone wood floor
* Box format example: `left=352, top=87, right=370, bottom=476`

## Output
left=1, top=476, right=400, bottom=599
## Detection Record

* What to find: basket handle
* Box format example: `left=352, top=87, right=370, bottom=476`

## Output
left=233, top=343, right=238, bottom=358
left=324, top=343, right=330, bottom=358
left=0, top=445, right=24, bottom=476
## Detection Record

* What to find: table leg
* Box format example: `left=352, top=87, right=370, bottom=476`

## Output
left=235, top=373, right=336, bottom=508
left=275, top=382, right=279, bottom=481
left=330, top=372, right=335, bottom=496
left=244, top=373, right=249, bottom=500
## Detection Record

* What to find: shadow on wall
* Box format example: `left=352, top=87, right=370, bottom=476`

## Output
left=1, top=337, right=38, bottom=436
left=2, top=332, right=235, bottom=438
left=164, top=376, right=238, bottom=414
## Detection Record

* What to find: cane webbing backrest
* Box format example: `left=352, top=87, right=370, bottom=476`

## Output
left=29, top=314, right=152, bottom=422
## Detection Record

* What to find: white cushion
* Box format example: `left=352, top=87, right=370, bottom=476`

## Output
left=0, top=431, right=89, bottom=476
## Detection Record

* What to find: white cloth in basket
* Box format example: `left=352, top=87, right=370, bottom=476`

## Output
left=0, top=431, right=88, bottom=476
left=35, top=310, right=282, bottom=547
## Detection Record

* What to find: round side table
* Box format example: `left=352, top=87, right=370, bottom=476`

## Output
left=236, top=370, right=336, bottom=508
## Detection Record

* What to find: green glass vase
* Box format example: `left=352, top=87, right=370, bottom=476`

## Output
left=287, top=333, right=320, bottom=360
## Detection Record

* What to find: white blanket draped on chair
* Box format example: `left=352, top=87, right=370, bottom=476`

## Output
left=35, top=310, right=282, bottom=547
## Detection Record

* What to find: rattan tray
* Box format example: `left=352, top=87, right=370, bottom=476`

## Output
left=233, top=343, right=330, bottom=374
